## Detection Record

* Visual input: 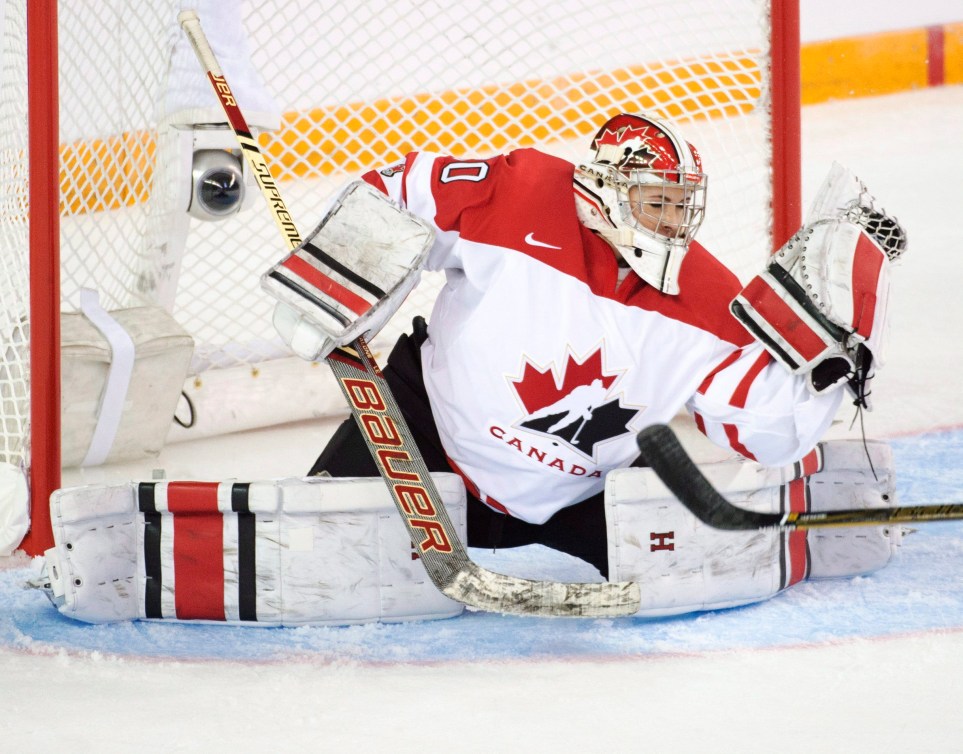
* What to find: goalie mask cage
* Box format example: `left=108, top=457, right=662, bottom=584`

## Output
left=1, top=0, right=799, bottom=554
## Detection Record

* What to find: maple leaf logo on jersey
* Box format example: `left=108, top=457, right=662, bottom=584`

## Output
left=509, top=347, right=642, bottom=460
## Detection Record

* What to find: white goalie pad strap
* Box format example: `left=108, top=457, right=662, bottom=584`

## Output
left=605, top=440, right=898, bottom=617
left=731, top=220, right=891, bottom=377
left=261, top=180, right=434, bottom=356
left=77, top=288, right=136, bottom=467
left=42, top=473, right=466, bottom=626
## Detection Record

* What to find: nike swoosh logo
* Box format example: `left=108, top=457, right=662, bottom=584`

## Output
left=524, top=232, right=562, bottom=250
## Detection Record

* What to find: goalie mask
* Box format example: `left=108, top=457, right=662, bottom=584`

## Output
left=574, top=113, right=707, bottom=294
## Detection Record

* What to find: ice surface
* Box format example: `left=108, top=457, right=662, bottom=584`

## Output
left=2, top=86, right=963, bottom=752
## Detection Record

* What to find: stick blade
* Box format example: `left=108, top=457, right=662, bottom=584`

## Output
left=445, top=565, right=641, bottom=618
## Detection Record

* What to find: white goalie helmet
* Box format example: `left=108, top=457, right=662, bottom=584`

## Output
left=574, top=113, right=707, bottom=294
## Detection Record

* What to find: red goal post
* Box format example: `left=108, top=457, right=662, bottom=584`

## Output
left=3, top=0, right=799, bottom=554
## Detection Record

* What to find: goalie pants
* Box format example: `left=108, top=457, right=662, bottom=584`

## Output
left=309, top=318, right=615, bottom=578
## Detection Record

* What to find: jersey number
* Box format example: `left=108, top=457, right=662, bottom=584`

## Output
left=439, top=161, right=489, bottom=183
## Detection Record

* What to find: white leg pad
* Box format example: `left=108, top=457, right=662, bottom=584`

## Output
left=41, top=474, right=466, bottom=626
left=806, top=440, right=901, bottom=579
left=605, top=440, right=899, bottom=617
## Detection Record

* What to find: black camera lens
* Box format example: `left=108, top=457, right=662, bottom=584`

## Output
left=190, top=149, right=245, bottom=220
left=198, top=168, right=242, bottom=214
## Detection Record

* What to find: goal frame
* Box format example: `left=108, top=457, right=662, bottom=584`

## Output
left=21, top=1, right=61, bottom=555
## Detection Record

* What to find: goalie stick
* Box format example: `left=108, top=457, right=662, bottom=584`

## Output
left=177, top=10, right=640, bottom=617
left=637, top=424, right=963, bottom=530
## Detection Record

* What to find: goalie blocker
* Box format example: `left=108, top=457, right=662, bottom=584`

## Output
left=264, top=180, right=434, bottom=361
left=36, top=440, right=899, bottom=624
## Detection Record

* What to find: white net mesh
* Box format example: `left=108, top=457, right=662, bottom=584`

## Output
left=0, top=0, right=778, bottom=470
left=0, top=0, right=29, bottom=467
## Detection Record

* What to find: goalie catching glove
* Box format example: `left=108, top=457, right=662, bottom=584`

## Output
left=730, top=163, right=906, bottom=408
left=262, top=181, right=435, bottom=360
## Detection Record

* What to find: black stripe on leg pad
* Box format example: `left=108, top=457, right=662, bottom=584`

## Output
left=138, top=483, right=163, bottom=620
left=231, top=483, right=257, bottom=622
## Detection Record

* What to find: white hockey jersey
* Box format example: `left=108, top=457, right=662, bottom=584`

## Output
left=364, top=148, right=842, bottom=524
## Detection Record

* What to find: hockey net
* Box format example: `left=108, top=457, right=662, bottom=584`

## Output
left=0, top=0, right=798, bottom=552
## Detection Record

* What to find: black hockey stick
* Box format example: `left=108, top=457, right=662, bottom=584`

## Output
left=637, top=423, right=963, bottom=530
left=178, top=11, right=640, bottom=617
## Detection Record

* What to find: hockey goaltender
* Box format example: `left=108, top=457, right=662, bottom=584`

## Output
left=38, top=112, right=909, bottom=625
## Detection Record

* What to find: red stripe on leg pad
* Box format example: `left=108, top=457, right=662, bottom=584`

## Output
left=800, top=447, right=823, bottom=476
left=166, top=481, right=220, bottom=513
left=281, top=254, right=372, bottom=317
left=786, top=479, right=809, bottom=586
left=168, top=482, right=225, bottom=621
